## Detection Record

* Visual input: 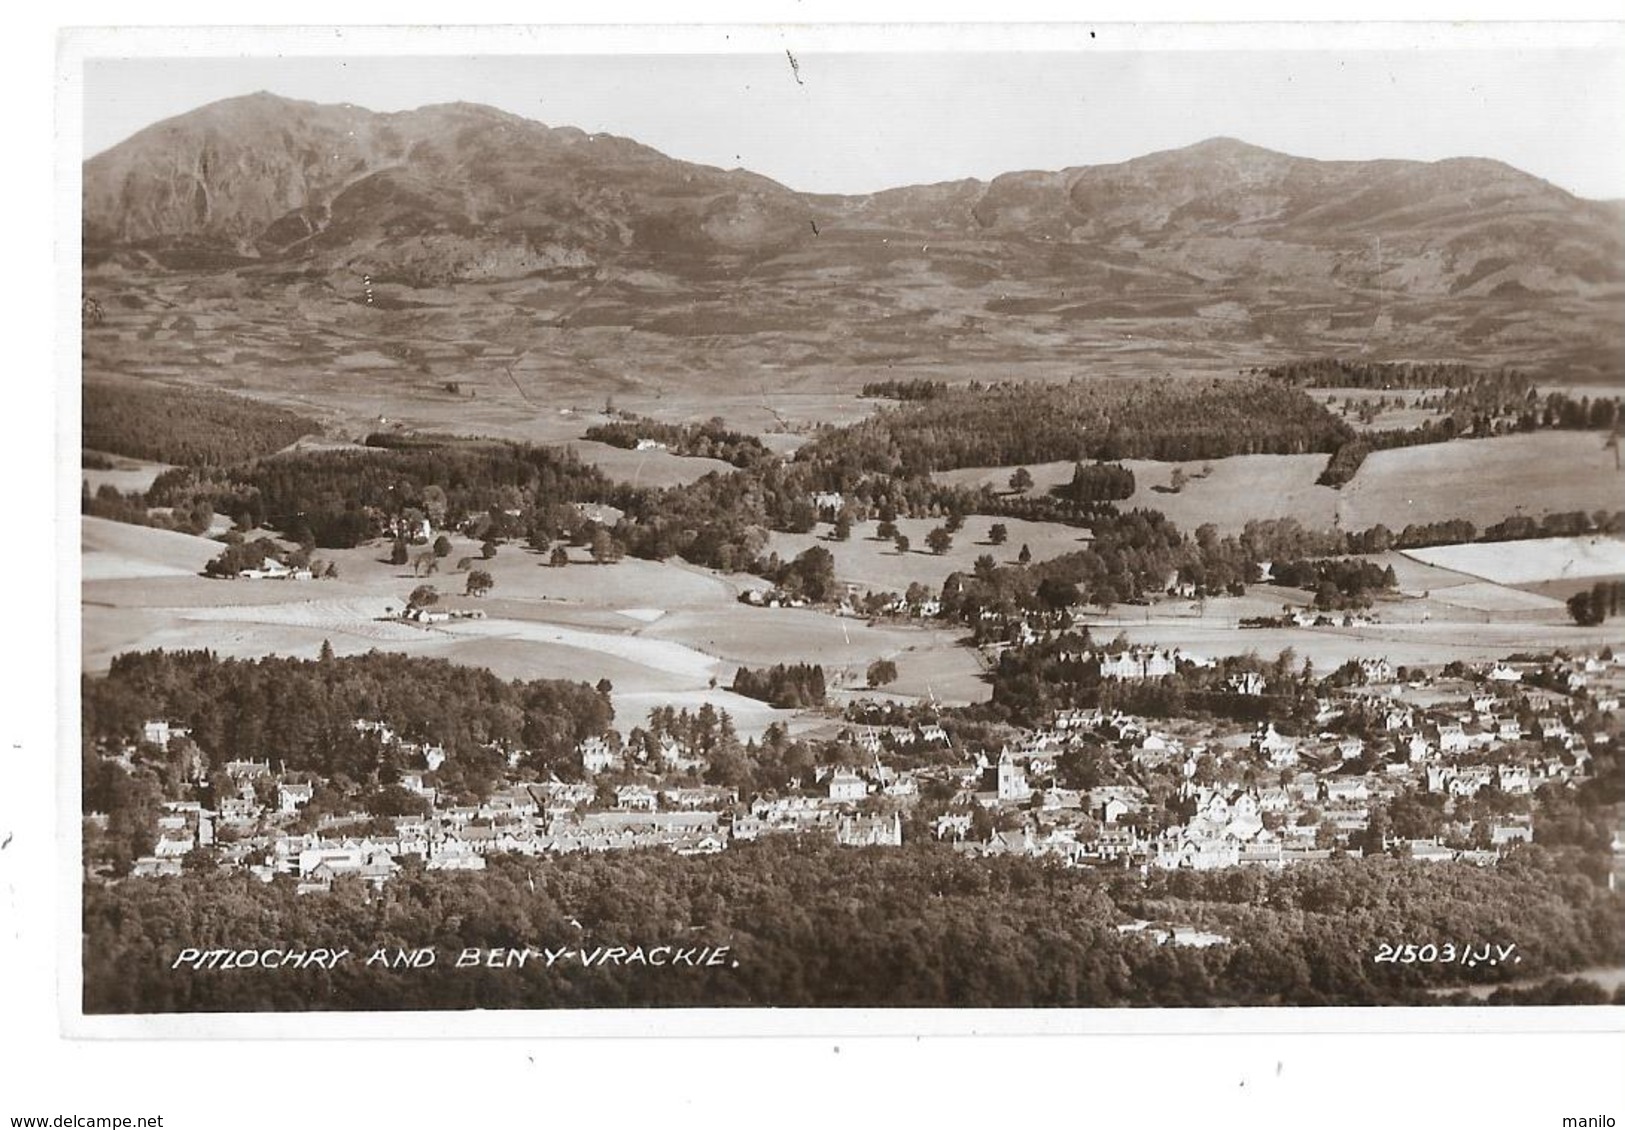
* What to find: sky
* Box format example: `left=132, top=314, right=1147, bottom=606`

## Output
left=81, top=40, right=1625, bottom=200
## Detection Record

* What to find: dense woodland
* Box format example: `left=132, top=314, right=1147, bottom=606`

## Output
left=147, top=436, right=626, bottom=549
left=798, top=376, right=1354, bottom=475
left=83, top=381, right=322, bottom=465
left=81, top=840, right=1623, bottom=1011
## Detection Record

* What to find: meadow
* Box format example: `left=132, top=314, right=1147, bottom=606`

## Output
left=80, top=517, right=985, bottom=739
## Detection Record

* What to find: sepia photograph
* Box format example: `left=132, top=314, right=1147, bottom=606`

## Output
left=62, top=22, right=1625, bottom=1031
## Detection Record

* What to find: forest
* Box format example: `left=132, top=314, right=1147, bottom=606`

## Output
left=81, top=839, right=1624, bottom=1012
left=146, top=436, right=627, bottom=548
left=796, top=376, right=1354, bottom=476
left=83, top=380, right=322, bottom=465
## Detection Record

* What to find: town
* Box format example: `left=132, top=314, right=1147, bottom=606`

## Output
left=93, top=645, right=1625, bottom=895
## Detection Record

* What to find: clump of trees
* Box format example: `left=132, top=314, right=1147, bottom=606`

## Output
left=867, top=659, right=899, bottom=688
left=730, top=663, right=828, bottom=708
left=1055, top=461, right=1136, bottom=503
left=203, top=537, right=291, bottom=578
left=1567, top=581, right=1624, bottom=626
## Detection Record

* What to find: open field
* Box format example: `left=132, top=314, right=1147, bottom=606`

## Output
left=82, top=515, right=222, bottom=580
left=565, top=439, right=734, bottom=487
left=81, top=453, right=174, bottom=495
left=932, top=431, right=1621, bottom=538
left=1404, top=535, right=1625, bottom=586
left=934, top=453, right=1342, bottom=535
left=767, top=515, right=1090, bottom=592
left=81, top=518, right=983, bottom=737
left=1337, top=432, right=1625, bottom=530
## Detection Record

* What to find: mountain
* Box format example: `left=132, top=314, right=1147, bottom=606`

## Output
left=82, top=94, right=1625, bottom=391
left=84, top=92, right=813, bottom=277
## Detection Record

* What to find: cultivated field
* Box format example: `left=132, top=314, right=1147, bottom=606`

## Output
left=1337, top=432, right=1625, bottom=530
left=1404, top=535, right=1625, bottom=586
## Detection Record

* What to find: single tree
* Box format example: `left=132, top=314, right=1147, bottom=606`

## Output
left=894, top=533, right=911, bottom=555
left=876, top=519, right=898, bottom=541
left=866, top=658, right=899, bottom=688
left=433, top=534, right=452, bottom=558
left=1009, top=467, right=1034, bottom=493
left=590, top=529, right=622, bottom=564
left=832, top=512, right=853, bottom=541
left=480, top=539, right=498, bottom=560
left=389, top=539, right=409, bottom=567
left=988, top=523, right=1008, bottom=546
left=1018, top=543, right=1033, bottom=565
left=925, top=527, right=953, bottom=555
left=550, top=545, right=570, bottom=568
left=408, top=584, right=439, bottom=610
left=465, top=569, right=494, bottom=597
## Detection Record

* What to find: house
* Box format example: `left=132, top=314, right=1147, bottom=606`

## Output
left=1323, top=778, right=1370, bottom=805
left=141, top=720, right=184, bottom=747
left=1253, top=723, right=1298, bottom=767
left=578, top=736, right=619, bottom=774
left=1436, top=724, right=1471, bottom=755
left=1227, top=671, right=1266, bottom=696
left=827, top=769, right=869, bottom=803
left=1358, top=657, right=1395, bottom=684
left=1496, top=765, right=1532, bottom=795
left=615, top=785, right=659, bottom=812
left=836, top=812, right=903, bottom=848
left=1099, top=648, right=1179, bottom=681
left=277, top=782, right=314, bottom=813
left=1487, top=663, right=1522, bottom=683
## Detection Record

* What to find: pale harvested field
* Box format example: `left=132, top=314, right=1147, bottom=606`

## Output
left=1337, top=432, right=1625, bottom=530
left=82, top=516, right=221, bottom=580
left=1425, top=582, right=1566, bottom=616
left=1371, top=550, right=1477, bottom=595
left=82, top=454, right=173, bottom=495
left=1404, top=535, right=1625, bottom=586
left=766, top=515, right=1090, bottom=592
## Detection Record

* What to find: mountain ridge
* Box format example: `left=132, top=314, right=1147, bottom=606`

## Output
left=81, top=93, right=1625, bottom=383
